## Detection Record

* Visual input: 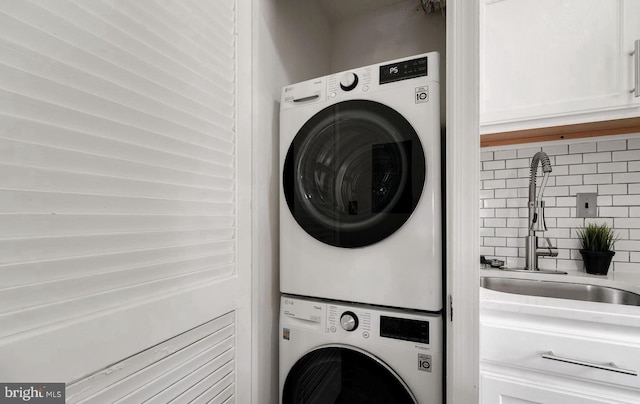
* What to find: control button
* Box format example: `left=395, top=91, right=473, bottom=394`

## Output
left=339, top=72, right=359, bottom=91
left=330, top=326, right=337, bottom=333
left=362, top=85, right=369, bottom=92
left=340, top=311, right=359, bottom=332
left=362, top=331, right=370, bottom=339
left=330, top=92, right=336, bottom=98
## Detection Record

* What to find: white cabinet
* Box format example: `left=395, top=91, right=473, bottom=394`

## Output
left=480, top=0, right=640, bottom=134
left=482, top=371, right=623, bottom=404
left=480, top=290, right=640, bottom=403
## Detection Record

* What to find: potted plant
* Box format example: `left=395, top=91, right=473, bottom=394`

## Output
left=576, top=223, right=617, bottom=275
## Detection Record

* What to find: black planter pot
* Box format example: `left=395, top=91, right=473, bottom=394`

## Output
left=580, top=250, right=615, bottom=275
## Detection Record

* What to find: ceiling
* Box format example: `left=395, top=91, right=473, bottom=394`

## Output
left=317, top=0, right=409, bottom=22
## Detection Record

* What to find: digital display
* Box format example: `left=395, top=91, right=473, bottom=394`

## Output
left=379, top=57, right=428, bottom=85
left=380, top=316, right=429, bottom=344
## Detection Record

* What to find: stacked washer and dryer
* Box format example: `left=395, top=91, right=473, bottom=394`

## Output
left=279, top=52, right=444, bottom=403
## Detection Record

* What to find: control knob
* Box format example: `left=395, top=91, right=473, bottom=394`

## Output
left=340, top=311, right=359, bottom=332
left=339, top=72, right=359, bottom=91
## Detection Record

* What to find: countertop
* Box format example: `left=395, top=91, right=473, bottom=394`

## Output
left=480, top=268, right=640, bottom=327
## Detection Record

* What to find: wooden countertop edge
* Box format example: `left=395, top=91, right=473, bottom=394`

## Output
left=480, top=117, right=640, bottom=148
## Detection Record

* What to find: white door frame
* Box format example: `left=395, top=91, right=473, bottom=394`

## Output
left=446, top=1, right=480, bottom=403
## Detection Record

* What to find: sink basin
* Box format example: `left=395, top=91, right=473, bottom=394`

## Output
left=480, top=277, right=640, bottom=307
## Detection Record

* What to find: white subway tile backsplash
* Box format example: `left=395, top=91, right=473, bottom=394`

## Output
left=612, top=150, right=640, bottom=162
left=506, top=158, right=530, bottom=169
left=484, top=198, right=507, bottom=208
left=506, top=237, right=525, bottom=248
left=570, top=185, right=598, bottom=194
left=480, top=227, right=495, bottom=237
left=614, top=262, right=639, bottom=273
left=485, top=237, right=507, bottom=247
left=495, top=208, right=520, bottom=218
left=598, top=162, right=627, bottom=173
left=495, top=188, right=519, bottom=198
left=550, top=166, right=569, bottom=177
left=613, top=195, right=640, bottom=206
left=517, top=146, right=542, bottom=158
left=545, top=207, right=571, bottom=217
left=483, top=179, right=506, bottom=189
left=507, top=198, right=527, bottom=208
left=484, top=160, right=506, bottom=170
left=613, top=172, right=640, bottom=183
left=481, top=135, right=640, bottom=274
left=484, top=218, right=507, bottom=227
left=555, top=175, right=583, bottom=186
left=506, top=178, right=529, bottom=188
left=480, top=171, right=494, bottom=180
left=556, top=196, right=577, bottom=207
left=583, top=152, right=612, bottom=163
left=599, top=206, right=629, bottom=217
left=495, top=247, right=519, bottom=257
left=597, top=195, right=613, bottom=206
left=599, top=184, right=627, bottom=194
left=481, top=151, right=493, bottom=161
left=583, top=174, right=612, bottom=184
left=480, top=209, right=495, bottom=218
left=556, top=154, right=583, bottom=165
left=543, top=144, right=568, bottom=155
left=494, top=169, right=519, bottom=179
left=569, top=164, right=597, bottom=175
left=569, top=142, right=597, bottom=154
left=597, top=139, right=627, bottom=152
left=496, top=227, right=519, bottom=237
left=628, top=137, right=640, bottom=149
left=556, top=218, right=584, bottom=228
left=616, top=240, right=640, bottom=251
left=614, top=218, right=640, bottom=228
left=495, top=149, right=517, bottom=160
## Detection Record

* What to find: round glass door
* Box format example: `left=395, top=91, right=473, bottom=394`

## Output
left=282, top=346, right=416, bottom=404
left=283, top=100, right=426, bottom=248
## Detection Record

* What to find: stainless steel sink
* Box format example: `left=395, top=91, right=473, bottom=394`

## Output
left=480, top=277, right=640, bottom=307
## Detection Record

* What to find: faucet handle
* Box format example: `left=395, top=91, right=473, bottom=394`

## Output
left=537, top=237, right=559, bottom=257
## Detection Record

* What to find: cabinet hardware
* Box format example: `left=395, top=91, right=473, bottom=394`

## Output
left=631, top=39, right=640, bottom=97
left=541, top=351, right=638, bottom=376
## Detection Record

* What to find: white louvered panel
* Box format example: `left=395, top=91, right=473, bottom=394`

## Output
left=0, top=0, right=238, bottom=346
left=66, top=312, right=236, bottom=403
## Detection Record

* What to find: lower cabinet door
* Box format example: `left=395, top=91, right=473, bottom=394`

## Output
left=481, top=371, right=634, bottom=404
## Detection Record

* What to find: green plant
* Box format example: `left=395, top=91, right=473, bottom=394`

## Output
left=576, top=223, right=617, bottom=252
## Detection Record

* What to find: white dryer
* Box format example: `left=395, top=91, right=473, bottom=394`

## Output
left=279, top=295, right=443, bottom=404
left=280, top=52, right=442, bottom=311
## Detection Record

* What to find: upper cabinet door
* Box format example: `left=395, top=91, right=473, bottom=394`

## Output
left=480, top=0, right=640, bottom=134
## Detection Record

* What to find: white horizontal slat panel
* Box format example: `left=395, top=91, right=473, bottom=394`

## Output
left=66, top=312, right=235, bottom=403
left=0, top=0, right=238, bottom=362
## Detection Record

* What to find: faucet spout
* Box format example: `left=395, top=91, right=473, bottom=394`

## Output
left=525, top=152, right=555, bottom=271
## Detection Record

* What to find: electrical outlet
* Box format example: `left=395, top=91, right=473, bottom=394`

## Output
left=576, top=193, right=597, bottom=218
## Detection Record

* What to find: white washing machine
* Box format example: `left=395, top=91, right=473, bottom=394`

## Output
left=280, top=52, right=442, bottom=311
left=279, top=295, right=443, bottom=404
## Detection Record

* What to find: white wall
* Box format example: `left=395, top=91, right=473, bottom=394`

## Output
left=480, top=134, right=640, bottom=274
left=252, top=1, right=331, bottom=403
left=330, top=0, right=447, bottom=124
